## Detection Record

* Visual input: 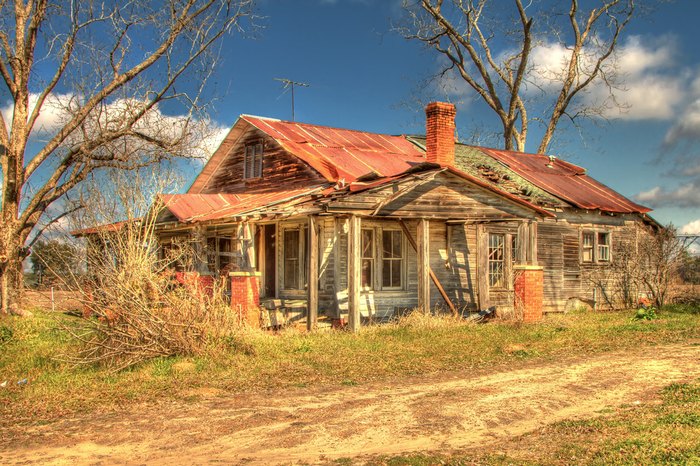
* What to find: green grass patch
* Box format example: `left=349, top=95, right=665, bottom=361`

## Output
left=1, top=304, right=698, bottom=425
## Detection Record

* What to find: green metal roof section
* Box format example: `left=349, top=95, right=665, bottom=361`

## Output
left=407, top=137, right=564, bottom=208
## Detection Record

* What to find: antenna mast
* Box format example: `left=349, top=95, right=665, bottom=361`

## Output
left=274, top=78, right=309, bottom=121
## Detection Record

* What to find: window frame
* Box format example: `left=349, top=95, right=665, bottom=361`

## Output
left=243, top=141, right=264, bottom=180
left=488, top=233, right=506, bottom=289
left=281, top=225, right=308, bottom=291
left=580, top=229, right=612, bottom=264
left=380, top=228, right=405, bottom=291
left=206, top=236, right=235, bottom=273
left=361, top=228, right=375, bottom=290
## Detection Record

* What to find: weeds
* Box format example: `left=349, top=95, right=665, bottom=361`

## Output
left=1, top=305, right=698, bottom=424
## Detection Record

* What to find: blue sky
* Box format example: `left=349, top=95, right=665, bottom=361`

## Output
left=194, top=0, right=700, bottom=233
left=57, top=0, right=680, bottom=237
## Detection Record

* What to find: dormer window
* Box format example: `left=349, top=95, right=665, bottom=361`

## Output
left=243, top=142, right=263, bottom=179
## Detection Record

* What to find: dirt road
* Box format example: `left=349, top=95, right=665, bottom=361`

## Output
left=2, top=342, right=699, bottom=465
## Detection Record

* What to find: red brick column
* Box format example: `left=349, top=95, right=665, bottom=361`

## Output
left=513, top=265, right=544, bottom=323
left=230, top=271, right=261, bottom=327
left=174, top=272, right=214, bottom=297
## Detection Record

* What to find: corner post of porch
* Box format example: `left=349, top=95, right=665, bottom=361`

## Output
left=348, top=215, right=361, bottom=332
left=307, top=215, right=319, bottom=331
left=417, top=218, right=430, bottom=312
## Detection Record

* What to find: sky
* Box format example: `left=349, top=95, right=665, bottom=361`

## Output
left=189, top=0, right=700, bottom=235
left=4, top=0, right=700, bottom=238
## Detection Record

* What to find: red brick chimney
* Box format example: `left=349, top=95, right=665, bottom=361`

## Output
left=425, top=101, right=456, bottom=166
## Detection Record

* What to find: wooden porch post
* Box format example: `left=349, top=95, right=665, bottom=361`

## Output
left=417, top=218, right=430, bottom=312
left=348, top=215, right=361, bottom=332
left=476, top=223, right=489, bottom=310
left=307, top=215, right=319, bottom=331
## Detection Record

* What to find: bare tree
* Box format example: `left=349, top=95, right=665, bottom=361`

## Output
left=399, top=0, right=636, bottom=152
left=0, top=0, right=253, bottom=316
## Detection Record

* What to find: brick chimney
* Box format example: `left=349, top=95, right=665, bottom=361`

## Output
left=425, top=101, right=456, bottom=166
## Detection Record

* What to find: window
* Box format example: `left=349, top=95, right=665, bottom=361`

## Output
left=581, top=230, right=611, bottom=263
left=597, top=232, right=610, bottom=262
left=283, top=229, right=300, bottom=289
left=361, top=229, right=375, bottom=288
left=488, top=233, right=505, bottom=288
left=243, top=142, right=263, bottom=179
left=282, top=227, right=308, bottom=290
left=582, top=232, right=594, bottom=262
left=382, top=230, right=403, bottom=289
left=207, top=237, right=234, bottom=273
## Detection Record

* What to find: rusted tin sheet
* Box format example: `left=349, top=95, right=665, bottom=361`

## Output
left=478, top=147, right=651, bottom=214
left=160, top=187, right=321, bottom=223
left=243, top=116, right=426, bottom=182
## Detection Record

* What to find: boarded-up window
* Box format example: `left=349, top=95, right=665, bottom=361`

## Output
left=488, top=233, right=505, bottom=288
left=382, top=230, right=403, bottom=289
left=361, top=229, right=374, bottom=289
left=243, top=142, right=263, bottom=179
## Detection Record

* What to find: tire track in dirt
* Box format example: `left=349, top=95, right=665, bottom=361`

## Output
left=1, top=342, right=699, bottom=465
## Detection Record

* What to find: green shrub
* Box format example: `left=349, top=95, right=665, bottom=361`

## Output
left=633, top=307, right=658, bottom=321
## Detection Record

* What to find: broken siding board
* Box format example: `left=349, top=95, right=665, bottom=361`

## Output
left=200, top=128, right=327, bottom=195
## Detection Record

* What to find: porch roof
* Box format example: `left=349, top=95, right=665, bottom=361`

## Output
left=159, top=187, right=323, bottom=223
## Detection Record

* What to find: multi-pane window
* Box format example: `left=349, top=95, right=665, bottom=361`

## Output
left=597, top=232, right=610, bottom=262
left=582, top=232, right=594, bottom=262
left=282, top=227, right=307, bottom=290
left=243, top=142, right=263, bottom=179
left=361, top=229, right=375, bottom=288
left=581, top=230, right=611, bottom=263
left=488, top=233, right=505, bottom=288
left=382, top=230, right=403, bottom=289
left=283, top=229, right=300, bottom=289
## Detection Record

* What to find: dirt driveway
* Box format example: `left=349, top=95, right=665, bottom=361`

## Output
left=2, top=342, right=699, bottom=465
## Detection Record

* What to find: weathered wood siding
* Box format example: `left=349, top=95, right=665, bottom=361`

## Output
left=537, top=217, right=646, bottom=311
left=326, top=172, right=539, bottom=220
left=324, top=218, right=479, bottom=319
left=200, top=127, right=326, bottom=194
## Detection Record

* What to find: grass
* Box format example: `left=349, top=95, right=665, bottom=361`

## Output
left=0, top=304, right=699, bottom=426
left=361, top=378, right=700, bottom=465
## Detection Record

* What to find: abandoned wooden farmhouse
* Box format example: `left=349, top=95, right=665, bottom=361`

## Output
left=140, top=101, right=657, bottom=329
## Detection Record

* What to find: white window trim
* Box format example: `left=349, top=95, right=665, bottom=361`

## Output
left=580, top=229, right=612, bottom=264
left=379, top=227, right=406, bottom=291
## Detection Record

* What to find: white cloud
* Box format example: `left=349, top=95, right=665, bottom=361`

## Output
left=664, top=98, right=700, bottom=146
left=635, top=180, right=700, bottom=208
left=1, top=92, right=78, bottom=135
left=680, top=219, right=700, bottom=234
left=527, top=35, right=683, bottom=120
left=3, top=92, right=225, bottom=161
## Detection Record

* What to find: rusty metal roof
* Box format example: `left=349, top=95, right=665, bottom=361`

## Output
left=160, top=187, right=322, bottom=223
left=242, top=116, right=426, bottom=182
left=476, top=147, right=651, bottom=214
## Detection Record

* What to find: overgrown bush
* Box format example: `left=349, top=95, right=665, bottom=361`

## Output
left=65, top=170, right=243, bottom=371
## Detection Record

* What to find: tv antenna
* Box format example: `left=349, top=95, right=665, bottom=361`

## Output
left=274, top=78, right=309, bottom=121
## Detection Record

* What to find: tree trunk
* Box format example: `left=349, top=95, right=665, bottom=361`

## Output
left=0, top=219, right=25, bottom=316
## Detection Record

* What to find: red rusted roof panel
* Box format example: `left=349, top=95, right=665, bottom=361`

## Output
left=478, top=147, right=651, bottom=214
left=243, top=116, right=426, bottom=182
left=160, top=187, right=321, bottom=223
